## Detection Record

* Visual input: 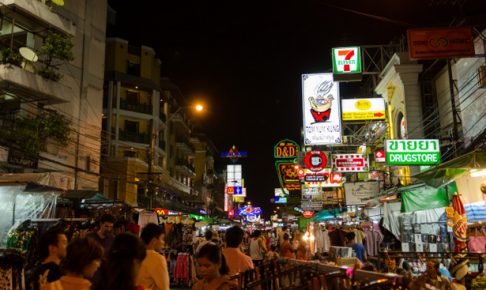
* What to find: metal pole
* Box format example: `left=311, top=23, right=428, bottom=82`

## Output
left=447, top=60, right=459, bottom=157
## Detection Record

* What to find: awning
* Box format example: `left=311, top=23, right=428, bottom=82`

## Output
left=400, top=182, right=457, bottom=213
left=313, top=208, right=347, bottom=221
left=414, top=150, right=486, bottom=187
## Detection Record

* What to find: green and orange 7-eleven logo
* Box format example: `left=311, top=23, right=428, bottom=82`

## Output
left=332, top=47, right=361, bottom=74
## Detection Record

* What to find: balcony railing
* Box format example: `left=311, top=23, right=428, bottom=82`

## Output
left=118, top=129, right=150, bottom=144
left=176, top=159, right=195, bottom=173
left=176, top=137, right=195, bottom=153
left=119, top=99, right=153, bottom=115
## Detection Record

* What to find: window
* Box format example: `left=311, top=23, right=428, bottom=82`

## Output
left=126, top=90, right=139, bottom=105
left=127, top=60, right=140, bottom=76
left=124, top=120, right=138, bottom=133
left=124, top=150, right=136, bottom=158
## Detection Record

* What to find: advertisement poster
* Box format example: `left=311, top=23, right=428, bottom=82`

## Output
left=302, top=73, right=342, bottom=145
left=341, top=98, right=386, bottom=121
left=332, top=154, right=369, bottom=172
left=276, top=161, right=301, bottom=192
left=344, top=181, right=379, bottom=205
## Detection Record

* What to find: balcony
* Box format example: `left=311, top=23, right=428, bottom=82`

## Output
left=118, top=129, right=150, bottom=144
left=176, top=137, right=195, bottom=155
left=0, top=64, right=73, bottom=104
left=119, top=99, right=153, bottom=115
left=1, top=0, right=76, bottom=36
left=176, top=158, right=196, bottom=176
left=159, top=112, right=166, bottom=122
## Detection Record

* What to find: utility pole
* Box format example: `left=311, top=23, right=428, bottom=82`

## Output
left=447, top=59, right=460, bottom=157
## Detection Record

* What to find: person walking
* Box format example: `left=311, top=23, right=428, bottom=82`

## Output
left=249, top=230, right=267, bottom=267
left=137, top=223, right=170, bottom=290
left=29, top=227, right=68, bottom=290
left=41, top=237, right=104, bottom=290
left=87, top=214, right=116, bottom=256
left=222, top=226, right=253, bottom=275
left=280, top=233, right=293, bottom=258
left=93, top=233, right=148, bottom=290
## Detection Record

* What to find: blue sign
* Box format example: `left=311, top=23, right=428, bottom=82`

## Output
left=238, top=206, right=262, bottom=216
left=274, top=197, right=288, bottom=204
left=234, top=186, right=243, bottom=195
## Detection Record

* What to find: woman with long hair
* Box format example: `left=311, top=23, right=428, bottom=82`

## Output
left=96, top=233, right=147, bottom=290
left=193, top=243, right=236, bottom=290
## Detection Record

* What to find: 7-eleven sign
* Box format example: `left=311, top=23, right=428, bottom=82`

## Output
left=332, top=47, right=361, bottom=74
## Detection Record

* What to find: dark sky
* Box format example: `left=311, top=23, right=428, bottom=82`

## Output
left=107, top=0, right=486, bottom=215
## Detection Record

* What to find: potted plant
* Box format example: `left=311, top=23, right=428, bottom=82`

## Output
left=0, top=47, right=21, bottom=65
left=37, top=31, right=74, bottom=81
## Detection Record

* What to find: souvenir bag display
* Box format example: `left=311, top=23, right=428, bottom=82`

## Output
left=468, top=227, right=486, bottom=253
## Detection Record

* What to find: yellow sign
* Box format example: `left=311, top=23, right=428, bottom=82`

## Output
left=233, top=196, right=245, bottom=202
left=342, top=98, right=386, bottom=121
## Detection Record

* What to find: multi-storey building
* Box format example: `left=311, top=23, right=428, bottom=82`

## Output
left=0, top=0, right=107, bottom=191
left=102, top=38, right=217, bottom=212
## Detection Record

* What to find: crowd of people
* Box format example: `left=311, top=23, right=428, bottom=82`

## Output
left=25, top=215, right=476, bottom=290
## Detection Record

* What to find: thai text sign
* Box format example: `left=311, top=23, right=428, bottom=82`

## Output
left=344, top=182, right=380, bottom=205
left=407, top=26, right=475, bottom=59
left=341, top=98, right=385, bottom=121
left=332, top=154, right=369, bottom=172
left=274, top=139, right=300, bottom=159
left=332, top=47, right=361, bottom=74
left=302, top=73, right=342, bottom=145
left=385, top=139, right=440, bottom=165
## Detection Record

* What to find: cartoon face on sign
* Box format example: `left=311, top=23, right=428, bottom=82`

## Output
left=309, top=81, right=334, bottom=123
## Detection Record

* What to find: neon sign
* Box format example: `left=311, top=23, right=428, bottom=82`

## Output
left=274, top=139, right=300, bottom=159
left=238, top=206, right=262, bottom=216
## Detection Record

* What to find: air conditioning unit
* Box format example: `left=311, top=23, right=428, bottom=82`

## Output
left=479, top=65, right=486, bottom=88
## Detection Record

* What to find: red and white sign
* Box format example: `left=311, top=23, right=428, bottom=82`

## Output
left=332, top=154, right=369, bottom=172
left=304, top=151, right=327, bottom=172
left=374, top=149, right=385, bottom=162
left=303, top=210, right=315, bottom=219
left=304, top=169, right=342, bottom=187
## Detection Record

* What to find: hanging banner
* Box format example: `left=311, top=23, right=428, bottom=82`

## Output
left=304, top=169, right=343, bottom=187
left=332, top=154, right=369, bottom=172
left=274, top=139, right=300, bottom=159
left=341, top=98, right=386, bottom=121
left=407, top=26, right=475, bottom=59
left=374, top=149, right=386, bottom=162
left=302, top=73, right=342, bottom=145
left=344, top=181, right=380, bottom=205
left=385, top=139, right=440, bottom=165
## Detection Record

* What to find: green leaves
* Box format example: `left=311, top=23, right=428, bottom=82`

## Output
left=37, top=32, right=74, bottom=81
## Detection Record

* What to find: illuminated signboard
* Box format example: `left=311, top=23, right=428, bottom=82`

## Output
left=274, top=139, right=300, bottom=159
left=341, top=98, right=386, bottom=121
left=344, top=181, right=380, bottom=205
left=332, top=154, right=369, bottom=172
left=233, top=196, right=245, bottom=203
left=238, top=206, right=262, bottom=216
left=302, top=73, right=342, bottom=145
left=332, top=47, right=361, bottom=74
left=221, top=145, right=248, bottom=160
left=273, top=197, right=288, bottom=204
left=275, top=161, right=301, bottom=193
left=385, top=139, right=440, bottom=165
left=304, top=169, right=343, bottom=187
left=275, top=188, right=285, bottom=197
left=304, top=151, right=327, bottom=172
left=374, top=149, right=385, bottom=162
left=227, top=164, right=242, bottom=187
left=407, top=26, right=475, bottom=59
left=303, top=210, right=315, bottom=219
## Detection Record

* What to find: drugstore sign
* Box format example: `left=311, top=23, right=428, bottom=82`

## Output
left=385, top=139, right=440, bottom=165
left=332, top=47, right=361, bottom=74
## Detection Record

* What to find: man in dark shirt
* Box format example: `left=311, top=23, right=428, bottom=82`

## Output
left=29, top=227, right=68, bottom=290
left=87, top=213, right=116, bottom=257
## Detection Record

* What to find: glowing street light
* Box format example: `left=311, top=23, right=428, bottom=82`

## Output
left=195, top=104, right=204, bottom=112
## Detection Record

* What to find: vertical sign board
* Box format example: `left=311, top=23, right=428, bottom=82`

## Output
left=332, top=47, right=362, bottom=74
left=275, top=161, right=301, bottom=192
left=302, top=73, right=342, bottom=145
left=407, top=26, right=475, bottom=59
left=385, top=139, right=440, bottom=165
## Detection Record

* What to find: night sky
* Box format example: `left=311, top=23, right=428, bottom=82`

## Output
left=107, top=0, right=486, bottom=215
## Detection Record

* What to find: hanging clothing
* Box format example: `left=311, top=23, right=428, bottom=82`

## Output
left=353, top=229, right=365, bottom=245
left=383, top=202, right=401, bottom=240
left=363, top=229, right=383, bottom=257
left=314, top=227, right=330, bottom=253
left=329, top=229, right=347, bottom=247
